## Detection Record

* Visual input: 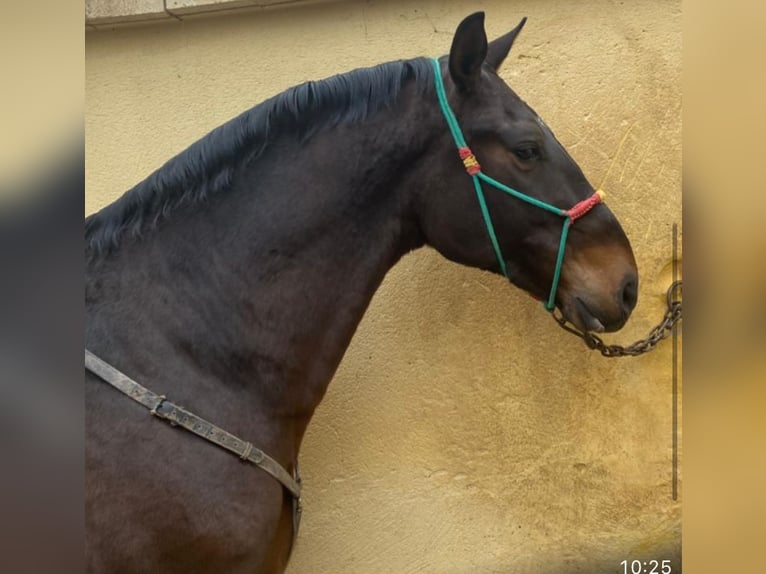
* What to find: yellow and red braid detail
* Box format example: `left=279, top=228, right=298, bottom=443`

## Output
left=458, top=147, right=481, bottom=175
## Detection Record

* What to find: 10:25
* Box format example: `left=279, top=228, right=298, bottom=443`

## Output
left=620, top=559, right=672, bottom=574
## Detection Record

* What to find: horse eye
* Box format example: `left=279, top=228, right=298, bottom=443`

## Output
left=513, top=145, right=541, bottom=161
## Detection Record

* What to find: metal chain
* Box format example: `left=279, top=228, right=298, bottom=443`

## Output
left=552, top=281, right=682, bottom=357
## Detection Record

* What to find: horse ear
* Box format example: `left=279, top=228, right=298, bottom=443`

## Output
left=486, top=17, right=527, bottom=71
left=449, top=12, right=488, bottom=92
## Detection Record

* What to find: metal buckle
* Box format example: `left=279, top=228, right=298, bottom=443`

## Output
left=150, top=396, right=179, bottom=426
left=149, top=395, right=167, bottom=417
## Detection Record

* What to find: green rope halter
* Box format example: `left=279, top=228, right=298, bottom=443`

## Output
left=430, top=58, right=605, bottom=311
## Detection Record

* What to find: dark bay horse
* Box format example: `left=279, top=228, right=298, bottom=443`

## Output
left=85, top=12, right=637, bottom=573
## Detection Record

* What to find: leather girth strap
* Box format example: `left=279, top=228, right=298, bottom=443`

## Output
left=84, top=349, right=302, bottom=539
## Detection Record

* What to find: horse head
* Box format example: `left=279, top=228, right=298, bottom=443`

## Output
left=419, top=12, right=638, bottom=333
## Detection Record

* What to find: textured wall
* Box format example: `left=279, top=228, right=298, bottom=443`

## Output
left=85, top=1, right=682, bottom=571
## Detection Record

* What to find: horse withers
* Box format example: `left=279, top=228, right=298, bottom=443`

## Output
left=85, top=12, right=637, bottom=573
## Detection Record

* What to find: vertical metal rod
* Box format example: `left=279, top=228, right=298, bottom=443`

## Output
left=672, top=222, right=679, bottom=501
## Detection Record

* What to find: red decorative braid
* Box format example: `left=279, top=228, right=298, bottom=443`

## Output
left=458, top=146, right=482, bottom=175
left=566, top=192, right=603, bottom=222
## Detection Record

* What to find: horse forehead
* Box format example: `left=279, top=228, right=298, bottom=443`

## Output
left=478, top=75, right=524, bottom=111
left=473, top=94, right=536, bottom=129
left=475, top=78, right=546, bottom=129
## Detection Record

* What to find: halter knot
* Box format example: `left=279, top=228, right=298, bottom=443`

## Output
left=565, top=189, right=606, bottom=222
left=458, top=147, right=482, bottom=175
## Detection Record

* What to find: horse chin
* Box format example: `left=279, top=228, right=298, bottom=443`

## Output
left=560, top=296, right=606, bottom=334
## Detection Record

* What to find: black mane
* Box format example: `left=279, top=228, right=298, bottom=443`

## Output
left=85, top=57, right=433, bottom=256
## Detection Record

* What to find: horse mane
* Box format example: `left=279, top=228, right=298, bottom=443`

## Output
left=85, top=57, right=433, bottom=257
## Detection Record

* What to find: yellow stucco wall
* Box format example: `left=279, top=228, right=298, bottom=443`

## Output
left=86, top=1, right=681, bottom=571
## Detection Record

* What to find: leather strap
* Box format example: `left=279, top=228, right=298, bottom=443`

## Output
left=84, top=349, right=302, bottom=500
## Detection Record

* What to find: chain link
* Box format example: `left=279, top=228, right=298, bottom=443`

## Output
left=552, top=281, right=682, bottom=357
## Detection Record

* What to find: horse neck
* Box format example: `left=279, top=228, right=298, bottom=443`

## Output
left=88, top=94, right=436, bottom=449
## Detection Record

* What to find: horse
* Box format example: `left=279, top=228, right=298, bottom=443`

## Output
left=85, top=11, right=638, bottom=573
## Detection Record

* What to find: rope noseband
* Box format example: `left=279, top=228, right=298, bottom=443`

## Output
left=431, top=58, right=604, bottom=311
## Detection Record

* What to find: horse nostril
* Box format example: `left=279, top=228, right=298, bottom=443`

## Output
left=620, top=274, right=638, bottom=314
